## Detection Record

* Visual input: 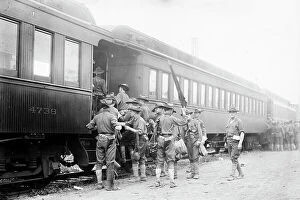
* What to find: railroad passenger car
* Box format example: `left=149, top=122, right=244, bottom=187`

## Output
left=0, top=0, right=112, bottom=183
left=95, top=26, right=269, bottom=151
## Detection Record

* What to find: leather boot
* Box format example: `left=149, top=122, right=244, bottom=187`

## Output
left=132, top=163, right=139, bottom=181
left=106, top=163, right=119, bottom=191
left=168, top=168, right=176, bottom=188
left=227, top=163, right=237, bottom=181
left=120, top=145, right=126, bottom=163
left=236, top=163, right=244, bottom=179
left=155, top=168, right=162, bottom=187
left=174, top=162, right=178, bottom=179
left=140, top=164, right=147, bottom=181
left=95, top=169, right=104, bottom=189
left=187, top=162, right=194, bottom=179
left=193, top=163, right=199, bottom=179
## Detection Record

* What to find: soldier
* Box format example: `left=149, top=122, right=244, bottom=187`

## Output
left=123, top=106, right=148, bottom=181
left=154, top=104, right=187, bottom=188
left=270, top=121, right=277, bottom=151
left=184, top=109, right=206, bottom=179
left=286, top=121, right=295, bottom=150
left=265, top=114, right=273, bottom=151
left=119, top=98, right=141, bottom=163
left=86, top=98, right=123, bottom=191
left=275, top=121, right=284, bottom=151
left=294, top=121, right=300, bottom=150
left=115, top=83, right=130, bottom=112
left=136, top=95, right=151, bottom=122
left=92, top=67, right=107, bottom=113
left=225, top=107, right=245, bottom=181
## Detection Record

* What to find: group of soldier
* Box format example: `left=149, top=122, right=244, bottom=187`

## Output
left=86, top=67, right=246, bottom=191
left=265, top=115, right=300, bottom=152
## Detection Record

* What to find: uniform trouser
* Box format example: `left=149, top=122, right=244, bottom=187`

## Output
left=295, top=133, right=300, bottom=150
left=95, top=134, right=117, bottom=185
left=227, top=139, right=241, bottom=165
left=120, top=130, right=136, bottom=161
left=270, top=135, right=277, bottom=151
left=132, top=137, right=147, bottom=165
left=156, top=135, right=176, bottom=182
left=275, top=136, right=283, bottom=151
left=184, top=135, right=200, bottom=175
left=287, top=135, right=295, bottom=150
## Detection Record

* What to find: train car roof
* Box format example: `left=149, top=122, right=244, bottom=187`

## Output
left=107, top=25, right=263, bottom=93
left=32, top=0, right=96, bottom=24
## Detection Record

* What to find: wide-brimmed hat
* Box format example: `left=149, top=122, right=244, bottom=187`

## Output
left=118, top=83, right=129, bottom=91
left=93, top=67, right=104, bottom=74
left=194, top=108, right=204, bottom=114
left=228, top=107, right=239, bottom=113
left=125, top=98, right=142, bottom=106
left=136, top=95, right=149, bottom=102
left=101, top=94, right=116, bottom=106
left=185, top=109, right=193, bottom=115
left=128, top=106, right=142, bottom=112
left=152, top=102, right=168, bottom=112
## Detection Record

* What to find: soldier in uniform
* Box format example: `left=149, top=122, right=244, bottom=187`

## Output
left=274, top=121, right=284, bottom=151
left=270, top=121, right=277, bottom=151
left=119, top=98, right=141, bottom=163
left=287, top=121, right=295, bottom=150
left=265, top=114, right=273, bottom=151
left=86, top=98, right=123, bottom=191
left=123, top=106, right=148, bottom=181
left=294, top=121, right=300, bottom=150
left=183, top=109, right=206, bottom=179
left=115, top=83, right=130, bottom=112
left=136, top=95, right=151, bottom=122
left=154, top=104, right=187, bottom=188
left=92, top=67, right=107, bottom=114
left=225, top=107, right=245, bottom=181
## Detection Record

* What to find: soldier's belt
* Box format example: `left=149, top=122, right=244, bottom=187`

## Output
left=161, top=132, right=173, bottom=137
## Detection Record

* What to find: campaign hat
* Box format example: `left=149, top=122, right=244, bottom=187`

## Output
left=125, top=98, right=142, bottom=106
left=93, top=67, right=104, bottom=74
left=228, top=107, right=239, bottom=113
left=136, top=95, right=149, bottom=102
left=101, top=94, right=116, bottom=106
left=194, top=108, right=204, bottom=114
left=128, top=106, right=142, bottom=112
left=118, top=83, right=129, bottom=91
left=185, top=109, right=193, bottom=115
left=152, top=102, right=168, bottom=112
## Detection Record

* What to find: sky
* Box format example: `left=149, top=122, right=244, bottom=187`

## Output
left=78, top=0, right=300, bottom=104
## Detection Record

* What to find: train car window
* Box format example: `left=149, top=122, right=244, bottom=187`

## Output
left=200, top=84, right=206, bottom=106
left=245, top=97, right=249, bottom=113
left=184, top=79, right=189, bottom=103
left=226, top=91, right=231, bottom=110
left=253, top=99, right=256, bottom=115
left=220, top=89, right=225, bottom=110
left=232, top=93, right=236, bottom=107
left=240, top=95, right=244, bottom=112
left=208, top=86, right=213, bottom=107
left=214, top=88, right=219, bottom=109
left=192, top=81, right=198, bottom=104
left=34, top=30, right=52, bottom=79
left=173, top=76, right=179, bottom=101
left=149, top=69, right=157, bottom=98
left=262, top=102, right=265, bottom=116
left=258, top=101, right=261, bottom=116
left=64, top=39, right=79, bottom=86
left=249, top=98, right=252, bottom=114
left=0, top=17, right=18, bottom=75
left=162, top=73, right=169, bottom=99
left=236, top=94, right=240, bottom=111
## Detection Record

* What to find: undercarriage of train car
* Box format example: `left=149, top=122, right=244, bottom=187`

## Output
left=0, top=133, right=96, bottom=184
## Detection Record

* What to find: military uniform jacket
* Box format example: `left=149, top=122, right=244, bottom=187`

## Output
left=87, top=109, right=118, bottom=134
left=185, top=118, right=203, bottom=141
left=126, top=114, right=147, bottom=135
left=115, top=92, right=129, bottom=110
left=93, top=76, right=107, bottom=96
left=159, top=114, right=187, bottom=135
left=194, top=117, right=207, bottom=138
left=226, top=117, right=244, bottom=138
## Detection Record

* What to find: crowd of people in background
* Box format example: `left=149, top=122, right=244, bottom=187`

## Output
left=265, top=115, right=300, bottom=151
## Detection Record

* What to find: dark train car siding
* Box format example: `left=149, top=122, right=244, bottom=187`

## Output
left=0, top=0, right=105, bottom=135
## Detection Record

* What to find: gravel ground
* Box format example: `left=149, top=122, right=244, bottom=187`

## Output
left=18, top=150, right=300, bottom=200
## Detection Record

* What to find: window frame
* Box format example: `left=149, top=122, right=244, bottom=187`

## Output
left=148, top=68, right=157, bottom=98
left=33, top=28, right=53, bottom=83
left=0, top=17, right=19, bottom=77
left=192, top=81, right=198, bottom=105
left=161, top=72, right=169, bottom=100
left=200, top=83, right=206, bottom=107
left=64, top=38, right=80, bottom=87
